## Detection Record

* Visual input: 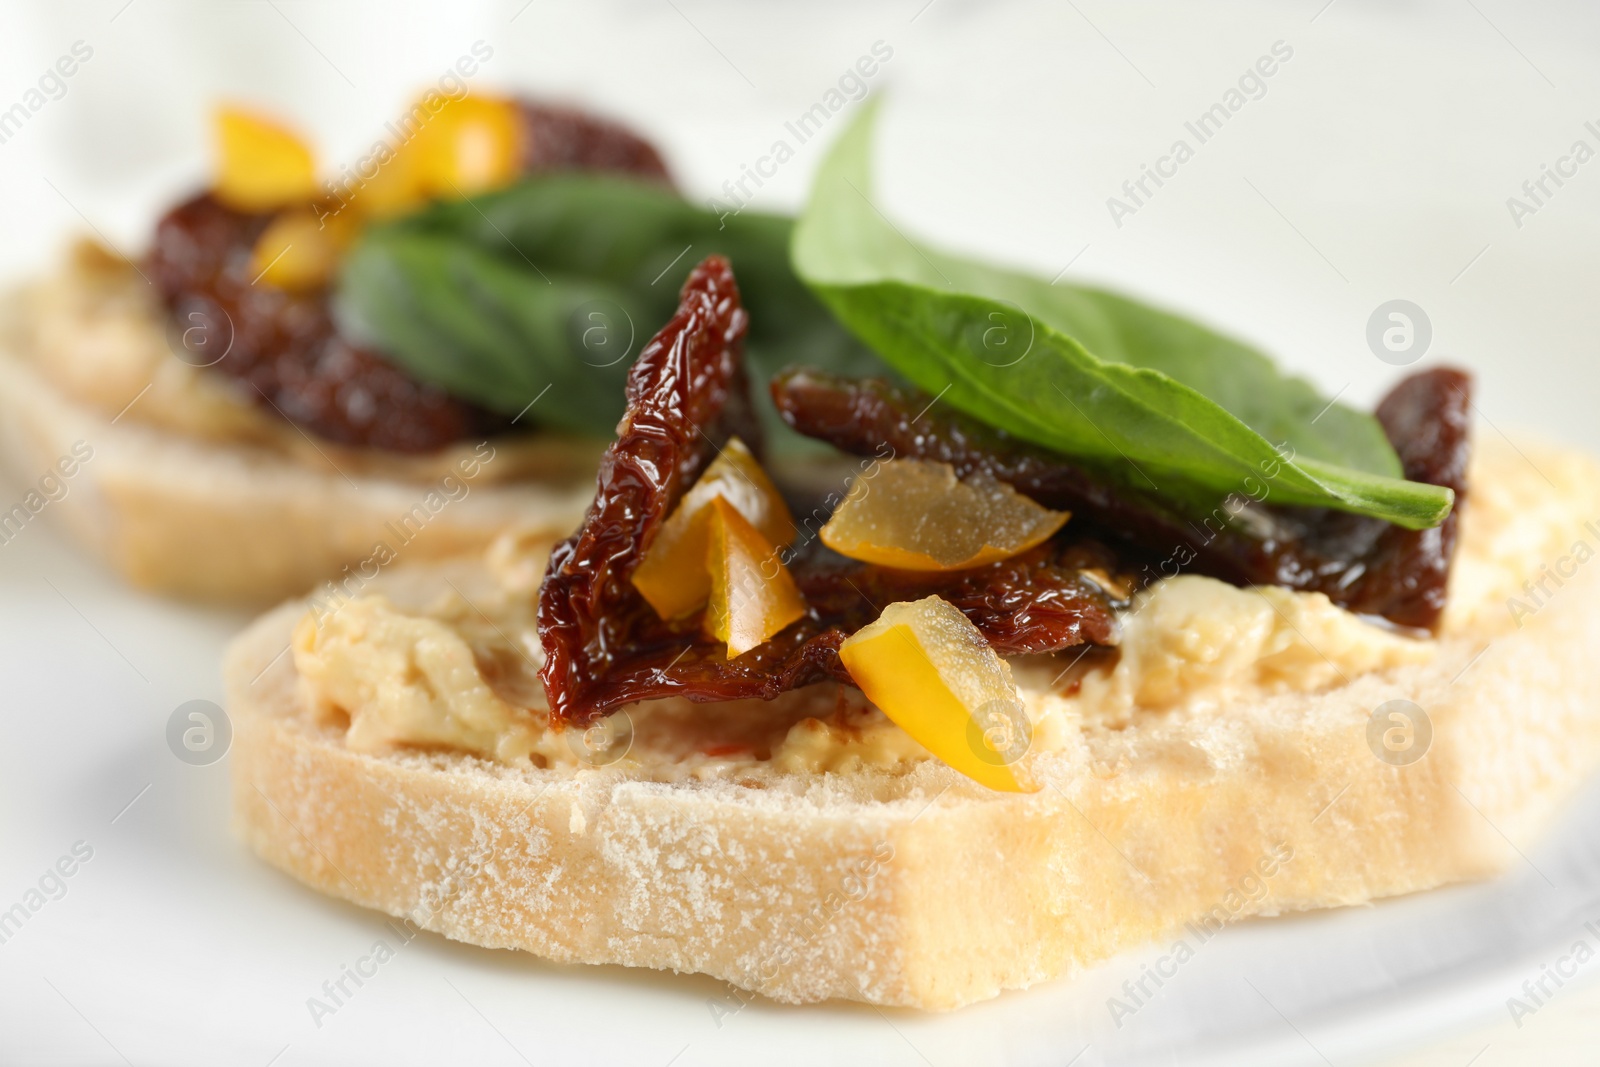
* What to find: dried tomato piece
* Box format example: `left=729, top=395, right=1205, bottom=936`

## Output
left=773, top=366, right=1471, bottom=631
left=537, top=255, right=753, bottom=723
left=772, top=367, right=1205, bottom=569
left=150, top=193, right=502, bottom=452
left=518, top=103, right=673, bottom=183
left=793, top=539, right=1127, bottom=655
left=148, top=99, right=675, bottom=452
left=549, top=624, right=853, bottom=720
left=536, top=258, right=1125, bottom=724
left=544, top=537, right=1127, bottom=720
left=1280, top=368, right=1471, bottom=629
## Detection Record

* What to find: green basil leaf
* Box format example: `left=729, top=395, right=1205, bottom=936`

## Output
left=792, top=102, right=1453, bottom=529
left=338, top=174, right=885, bottom=436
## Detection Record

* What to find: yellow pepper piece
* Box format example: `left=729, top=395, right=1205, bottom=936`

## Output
left=839, top=596, right=1038, bottom=792
left=704, top=497, right=806, bottom=657
left=213, top=105, right=318, bottom=212
left=632, top=437, right=794, bottom=619
left=821, top=458, right=1068, bottom=571
left=412, top=95, right=523, bottom=198
left=345, top=140, right=429, bottom=220
left=248, top=209, right=354, bottom=291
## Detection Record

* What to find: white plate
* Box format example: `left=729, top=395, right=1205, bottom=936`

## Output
left=3, top=1, right=1600, bottom=1063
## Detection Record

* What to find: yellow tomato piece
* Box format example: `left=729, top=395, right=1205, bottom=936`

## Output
left=214, top=105, right=318, bottom=212
left=839, top=596, right=1038, bottom=792
left=412, top=95, right=522, bottom=198
left=821, top=458, right=1068, bottom=571
left=632, top=437, right=794, bottom=619
left=704, top=498, right=806, bottom=657
left=248, top=209, right=354, bottom=290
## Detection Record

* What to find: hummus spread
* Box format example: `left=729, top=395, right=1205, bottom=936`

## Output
left=290, top=535, right=1467, bottom=782
left=287, top=429, right=1600, bottom=783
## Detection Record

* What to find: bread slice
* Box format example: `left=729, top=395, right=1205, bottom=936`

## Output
left=226, top=436, right=1600, bottom=1010
left=0, top=244, right=598, bottom=603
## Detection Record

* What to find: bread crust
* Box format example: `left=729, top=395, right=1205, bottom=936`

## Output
left=0, top=282, right=593, bottom=604
left=225, top=451, right=1600, bottom=1008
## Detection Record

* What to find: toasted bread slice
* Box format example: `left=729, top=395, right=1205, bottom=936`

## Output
left=225, top=438, right=1600, bottom=1010
left=0, top=244, right=598, bottom=603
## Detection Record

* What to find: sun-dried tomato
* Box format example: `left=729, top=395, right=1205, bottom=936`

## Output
left=147, top=100, right=673, bottom=452
left=793, top=538, right=1127, bottom=655
left=536, top=257, right=1125, bottom=724
left=537, top=255, right=754, bottom=723
left=1273, top=368, right=1471, bottom=629
left=553, top=537, right=1131, bottom=720
left=517, top=102, right=672, bottom=182
left=149, top=194, right=504, bottom=452
left=772, top=366, right=1471, bottom=630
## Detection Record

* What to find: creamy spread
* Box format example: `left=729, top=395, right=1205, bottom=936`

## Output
left=1062, top=576, right=1433, bottom=727
left=294, top=597, right=543, bottom=763
left=283, top=435, right=1600, bottom=783
left=289, top=569, right=1432, bottom=779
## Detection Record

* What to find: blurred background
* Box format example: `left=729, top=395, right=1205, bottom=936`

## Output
left=6, top=0, right=1600, bottom=444
left=2, top=1, right=1598, bottom=1064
